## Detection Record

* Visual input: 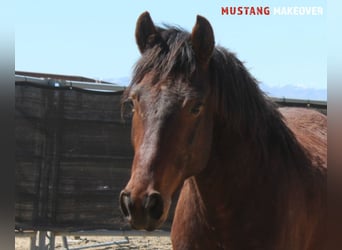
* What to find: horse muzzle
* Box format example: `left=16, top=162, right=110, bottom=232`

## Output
left=119, top=190, right=165, bottom=231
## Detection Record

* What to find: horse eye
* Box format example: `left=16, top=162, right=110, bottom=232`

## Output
left=190, top=102, right=203, bottom=115
left=127, top=99, right=135, bottom=111
left=122, top=99, right=135, bottom=119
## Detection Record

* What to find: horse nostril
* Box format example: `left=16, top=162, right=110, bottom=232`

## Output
left=145, top=192, right=164, bottom=220
left=119, top=191, right=132, bottom=218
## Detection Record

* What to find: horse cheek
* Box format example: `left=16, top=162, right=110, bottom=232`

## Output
left=188, top=119, right=213, bottom=175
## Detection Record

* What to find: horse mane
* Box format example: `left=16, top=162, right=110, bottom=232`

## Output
left=209, top=47, right=297, bottom=159
left=126, top=24, right=312, bottom=169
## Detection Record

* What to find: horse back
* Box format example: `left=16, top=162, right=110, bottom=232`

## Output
left=280, top=107, right=327, bottom=169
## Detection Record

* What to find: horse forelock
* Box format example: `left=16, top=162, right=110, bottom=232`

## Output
left=131, top=26, right=197, bottom=87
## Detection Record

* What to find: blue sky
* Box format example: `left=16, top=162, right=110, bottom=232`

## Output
left=15, top=0, right=326, bottom=90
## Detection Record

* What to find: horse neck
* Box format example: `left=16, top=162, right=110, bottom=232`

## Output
left=189, top=104, right=326, bottom=249
left=195, top=101, right=310, bottom=208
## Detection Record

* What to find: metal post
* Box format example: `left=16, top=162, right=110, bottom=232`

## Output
left=30, top=231, right=37, bottom=250
left=62, top=236, right=70, bottom=250
left=38, top=231, right=47, bottom=250
left=48, top=231, right=55, bottom=250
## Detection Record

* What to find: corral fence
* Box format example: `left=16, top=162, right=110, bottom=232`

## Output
left=15, top=72, right=327, bottom=249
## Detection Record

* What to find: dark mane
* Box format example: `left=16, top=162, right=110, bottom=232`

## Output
left=209, top=46, right=317, bottom=173
left=208, top=46, right=299, bottom=159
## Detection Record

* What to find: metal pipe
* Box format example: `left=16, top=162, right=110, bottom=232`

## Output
left=15, top=75, right=125, bottom=92
left=54, top=230, right=170, bottom=237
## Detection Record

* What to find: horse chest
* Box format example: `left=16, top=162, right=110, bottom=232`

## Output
left=171, top=179, right=232, bottom=249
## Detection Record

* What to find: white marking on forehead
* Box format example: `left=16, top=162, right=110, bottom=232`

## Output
left=182, top=97, right=191, bottom=108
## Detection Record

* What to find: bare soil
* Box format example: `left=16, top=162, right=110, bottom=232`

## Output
left=15, top=235, right=172, bottom=250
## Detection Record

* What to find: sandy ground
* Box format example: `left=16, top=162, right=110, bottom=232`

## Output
left=15, top=234, right=172, bottom=250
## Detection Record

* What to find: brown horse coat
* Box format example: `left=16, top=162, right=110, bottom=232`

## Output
left=120, top=12, right=327, bottom=250
left=171, top=107, right=326, bottom=250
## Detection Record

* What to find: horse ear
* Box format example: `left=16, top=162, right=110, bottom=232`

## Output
left=135, top=11, right=158, bottom=53
left=191, top=15, right=215, bottom=65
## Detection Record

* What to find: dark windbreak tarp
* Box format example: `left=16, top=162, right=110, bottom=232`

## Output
left=15, top=81, right=175, bottom=232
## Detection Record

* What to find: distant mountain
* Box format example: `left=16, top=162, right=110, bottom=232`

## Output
left=260, top=83, right=327, bottom=101
left=104, top=77, right=131, bottom=86
left=103, top=77, right=327, bottom=101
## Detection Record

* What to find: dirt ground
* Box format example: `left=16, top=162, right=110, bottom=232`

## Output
left=15, top=235, right=172, bottom=250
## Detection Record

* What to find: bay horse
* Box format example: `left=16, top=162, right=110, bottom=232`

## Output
left=119, top=12, right=327, bottom=250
